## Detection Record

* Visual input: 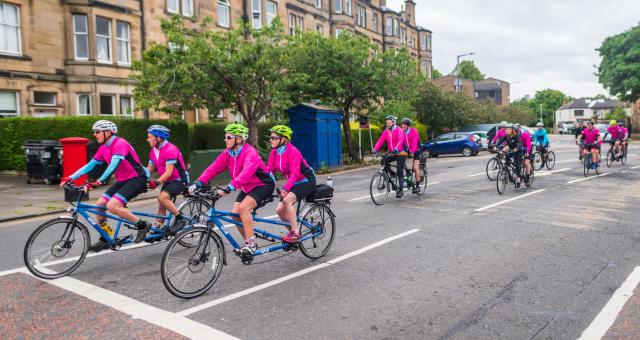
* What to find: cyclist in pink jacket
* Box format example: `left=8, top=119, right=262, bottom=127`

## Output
left=516, top=124, right=533, bottom=186
left=373, top=115, right=407, bottom=198
left=267, top=125, right=316, bottom=243
left=400, top=118, right=423, bottom=194
left=189, top=123, right=275, bottom=255
left=491, top=121, right=509, bottom=147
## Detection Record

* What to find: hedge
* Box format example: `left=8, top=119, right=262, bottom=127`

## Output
left=0, top=117, right=189, bottom=171
left=190, top=121, right=274, bottom=159
left=341, top=122, right=428, bottom=156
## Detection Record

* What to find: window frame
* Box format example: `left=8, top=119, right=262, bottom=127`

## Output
left=120, top=96, right=134, bottom=117
left=420, top=34, right=426, bottom=51
left=335, top=0, right=342, bottom=13
left=166, top=0, right=180, bottom=14
left=99, top=94, right=115, bottom=116
left=33, top=92, right=56, bottom=106
left=252, top=0, right=261, bottom=29
left=72, top=14, right=89, bottom=61
left=76, top=94, right=92, bottom=116
left=372, top=13, right=378, bottom=33
left=335, top=28, right=343, bottom=38
left=116, top=21, right=131, bottom=65
left=316, top=23, right=323, bottom=34
left=385, top=17, right=392, bottom=36
left=266, top=1, right=277, bottom=26
left=217, top=0, right=231, bottom=28
left=181, top=0, right=193, bottom=17
left=95, top=16, right=112, bottom=63
left=315, top=0, right=322, bottom=9
left=0, top=90, right=20, bottom=117
left=345, top=0, right=351, bottom=16
left=0, top=2, right=22, bottom=56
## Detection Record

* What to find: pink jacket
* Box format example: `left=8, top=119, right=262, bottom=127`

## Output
left=491, top=129, right=506, bottom=144
left=197, top=144, right=273, bottom=193
left=374, top=126, right=405, bottom=152
left=520, top=130, right=532, bottom=153
left=403, top=127, right=421, bottom=153
left=267, top=144, right=316, bottom=192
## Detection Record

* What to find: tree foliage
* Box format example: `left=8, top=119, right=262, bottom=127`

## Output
left=597, top=24, right=640, bottom=102
left=431, top=67, right=443, bottom=79
left=457, top=60, right=484, bottom=81
left=528, top=89, right=571, bottom=127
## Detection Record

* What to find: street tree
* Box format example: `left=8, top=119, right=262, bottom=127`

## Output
left=414, top=81, right=473, bottom=139
left=132, top=17, right=292, bottom=145
left=456, top=60, right=484, bottom=81
left=597, top=24, right=640, bottom=103
left=431, top=67, right=443, bottom=79
left=528, top=89, right=571, bottom=127
left=288, top=32, right=421, bottom=160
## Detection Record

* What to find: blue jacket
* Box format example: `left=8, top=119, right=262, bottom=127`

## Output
left=532, top=128, right=549, bottom=146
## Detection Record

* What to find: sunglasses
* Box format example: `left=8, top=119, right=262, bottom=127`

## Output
left=93, top=130, right=102, bottom=135
left=224, top=135, right=237, bottom=141
left=269, top=136, right=282, bottom=141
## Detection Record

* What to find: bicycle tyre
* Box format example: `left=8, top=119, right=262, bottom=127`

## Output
left=161, top=225, right=224, bottom=299
left=299, top=203, right=336, bottom=259
left=621, top=149, right=628, bottom=165
left=415, top=164, right=428, bottom=195
left=533, top=152, right=544, bottom=171
left=486, top=157, right=499, bottom=181
left=545, top=151, right=556, bottom=170
left=369, top=172, right=390, bottom=205
left=177, top=198, right=212, bottom=248
left=583, top=155, right=590, bottom=177
left=24, top=217, right=90, bottom=279
left=497, top=167, right=508, bottom=195
left=606, top=149, right=614, bottom=167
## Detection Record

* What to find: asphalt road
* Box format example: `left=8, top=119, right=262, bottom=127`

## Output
left=2, top=135, right=639, bottom=339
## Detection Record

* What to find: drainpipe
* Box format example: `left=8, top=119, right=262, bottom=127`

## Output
left=139, top=0, right=149, bottom=119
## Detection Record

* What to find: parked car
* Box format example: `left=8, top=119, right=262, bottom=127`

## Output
left=595, top=124, right=612, bottom=141
left=558, top=123, right=574, bottom=135
left=422, top=132, right=481, bottom=157
left=469, top=131, right=489, bottom=150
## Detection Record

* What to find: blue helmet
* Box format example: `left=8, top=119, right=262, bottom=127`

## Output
left=147, top=124, right=170, bottom=139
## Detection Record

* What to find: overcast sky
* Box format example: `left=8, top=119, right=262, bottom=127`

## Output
left=387, top=0, right=640, bottom=101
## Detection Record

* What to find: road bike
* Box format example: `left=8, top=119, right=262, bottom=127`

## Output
left=605, top=141, right=627, bottom=167
left=533, top=145, right=555, bottom=171
left=485, top=150, right=505, bottom=181
left=582, top=143, right=601, bottom=177
left=369, top=153, right=427, bottom=205
left=496, top=151, right=535, bottom=195
left=160, top=185, right=336, bottom=298
left=23, top=183, right=198, bottom=279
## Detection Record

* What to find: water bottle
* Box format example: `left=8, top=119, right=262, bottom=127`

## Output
left=326, top=176, right=333, bottom=187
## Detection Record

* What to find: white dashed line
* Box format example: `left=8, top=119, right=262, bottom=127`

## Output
left=474, top=189, right=546, bottom=212
left=566, top=172, right=611, bottom=184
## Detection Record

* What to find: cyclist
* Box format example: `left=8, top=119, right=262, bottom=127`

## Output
left=60, top=120, right=151, bottom=251
left=146, top=125, right=190, bottom=234
left=574, top=120, right=586, bottom=160
left=400, top=118, right=423, bottom=194
left=496, top=124, right=525, bottom=187
left=619, top=121, right=629, bottom=153
left=266, top=125, right=316, bottom=243
left=373, top=115, right=407, bottom=198
left=577, top=121, right=602, bottom=166
left=188, top=123, right=275, bottom=255
left=532, top=122, right=550, bottom=152
left=490, top=121, right=509, bottom=148
left=605, top=120, right=623, bottom=157
left=516, top=124, right=533, bottom=186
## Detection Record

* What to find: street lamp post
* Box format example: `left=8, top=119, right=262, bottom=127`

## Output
left=455, top=52, right=475, bottom=93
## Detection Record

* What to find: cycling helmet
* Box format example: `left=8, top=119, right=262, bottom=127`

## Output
left=400, top=118, right=412, bottom=126
left=147, top=124, right=170, bottom=139
left=536, top=122, right=544, bottom=127
left=225, top=123, right=249, bottom=139
left=514, top=124, right=522, bottom=130
left=92, top=120, right=118, bottom=133
left=610, top=120, right=617, bottom=126
left=269, top=125, right=293, bottom=140
left=385, top=115, right=397, bottom=123
left=617, top=121, right=624, bottom=126
left=577, top=120, right=583, bottom=124
left=500, top=121, right=508, bottom=127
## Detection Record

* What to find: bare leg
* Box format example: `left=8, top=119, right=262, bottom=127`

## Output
left=276, top=193, right=298, bottom=232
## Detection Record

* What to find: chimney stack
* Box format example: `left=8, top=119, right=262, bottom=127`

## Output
left=404, top=0, right=416, bottom=26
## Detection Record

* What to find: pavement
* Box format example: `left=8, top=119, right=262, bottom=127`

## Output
left=1, top=135, right=640, bottom=339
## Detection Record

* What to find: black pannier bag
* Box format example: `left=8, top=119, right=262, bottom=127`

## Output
left=64, top=185, right=89, bottom=203
left=305, top=184, right=334, bottom=203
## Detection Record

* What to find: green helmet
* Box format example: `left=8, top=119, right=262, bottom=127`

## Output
left=225, top=123, right=249, bottom=139
left=269, top=125, right=293, bottom=139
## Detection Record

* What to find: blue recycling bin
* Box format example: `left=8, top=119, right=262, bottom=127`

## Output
left=286, top=103, right=342, bottom=169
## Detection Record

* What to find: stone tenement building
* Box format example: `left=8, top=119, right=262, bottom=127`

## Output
left=0, top=0, right=432, bottom=122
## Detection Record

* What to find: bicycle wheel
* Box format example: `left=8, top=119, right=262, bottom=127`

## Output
left=177, top=198, right=212, bottom=248
left=485, top=157, right=499, bottom=181
left=415, top=164, right=428, bottom=196
left=161, top=225, right=224, bottom=299
left=533, top=152, right=544, bottom=171
left=606, top=149, right=614, bottom=167
left=369, top=172, right=390, bottom=205
left=545, top=151, right=556, bottom=170
left=496, top=167, right=508, bottom=195
left=24, top=217, right=90, bottom=279
left=621, top=149, right=628, bottom=165
left=583, top=155, right=591, bottom=177
left=299, top=203, right=336, bottom=259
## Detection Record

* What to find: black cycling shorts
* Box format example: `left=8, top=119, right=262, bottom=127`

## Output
left=102, top=176, right=148, bottom=206
left=289, top=180, right=317, bottom=202
left=161, top=180, right=185, bottom=199
left=412, top=150, right=423, bottom=161
left=235, top=182, right=276, bottom=208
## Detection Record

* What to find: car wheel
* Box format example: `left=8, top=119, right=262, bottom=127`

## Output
left=424, top=150, right=431, bottom=158
left=472, top=151, right=479, bottom=156
left=462, top=147, right=472, bottom=157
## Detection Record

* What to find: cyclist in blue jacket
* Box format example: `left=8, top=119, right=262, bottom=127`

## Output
left=532, top=122, right=550, bottom=151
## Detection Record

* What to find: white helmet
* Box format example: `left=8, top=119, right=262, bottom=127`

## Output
left=92, top=120, right=118, bottom=133
left=536, top=122, right=544, bottom=127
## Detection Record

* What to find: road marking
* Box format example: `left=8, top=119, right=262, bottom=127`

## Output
left=468, top=171, right=492, bottom=177
left=473, top=189, right=546, bottom=212
left=177, top=228, right=421, bottom=316
left=15, top=268, right=237, bottom=339
left=579, top=266, right=640, bottom=340
left=536, top=168, right=571, bottom=177
left=566, top=172, right=611, bottom=184
left=555, top=159, right=580, bottom=164
left=348, top=182, right=441, bottom=202
left=630, top=165, right=640, bottom=170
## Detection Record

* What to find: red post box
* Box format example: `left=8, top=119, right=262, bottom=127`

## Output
left=59, top=137, right=90, bottom=185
